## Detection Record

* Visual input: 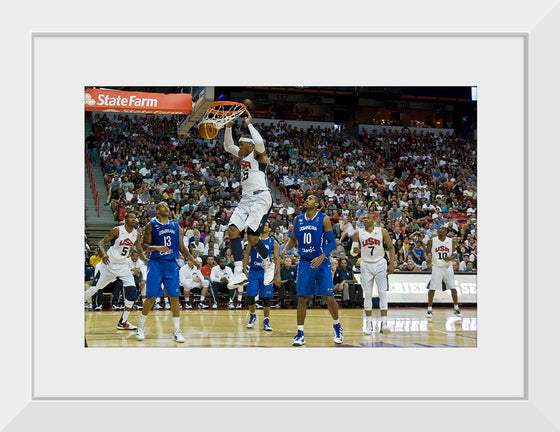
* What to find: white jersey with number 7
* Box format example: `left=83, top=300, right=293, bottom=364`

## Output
left=358, top=227, right=385, bottom=264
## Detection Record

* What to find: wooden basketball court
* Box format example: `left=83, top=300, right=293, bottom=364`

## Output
left=85, top=306, right=477, bottom=348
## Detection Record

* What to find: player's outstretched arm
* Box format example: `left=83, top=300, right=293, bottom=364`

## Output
left=350, top=230, right=360, bottom=257
left=224, top=121, right=240, bottom=157
left=245, top=112, right=266, bottom=155
left=99, top=227, right=120, bottom=264
left=382, top=228, right=396, bottom=274
left=135, top=227, right=147, bottom=262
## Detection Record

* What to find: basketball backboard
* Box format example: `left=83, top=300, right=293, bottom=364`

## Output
left=177, top=86, right=215, bottom=136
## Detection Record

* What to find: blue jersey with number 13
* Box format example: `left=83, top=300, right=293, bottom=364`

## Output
left=148, top=218, right=180, bottom=260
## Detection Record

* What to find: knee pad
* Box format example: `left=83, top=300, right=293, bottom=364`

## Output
left=262, top=298, right=271, bottom=308
left=247, top=296, right=256, bottom=306
left=124, top=285, right=138, bottom=301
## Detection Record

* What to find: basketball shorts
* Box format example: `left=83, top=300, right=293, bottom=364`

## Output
left=229, top=190, right=272, bottom=234
left=92, top=261, right=136, bottom=290
left=146, top=259, right=181, bottom=298
left=360, top=259, right=389, bottom=310
left=360, top=259, right=389, bottom=296
left=428, top=265, right=456, bottom=291
left=296, top=258, right=334, bottom=297
left=246, top=267, right=273, bottom=298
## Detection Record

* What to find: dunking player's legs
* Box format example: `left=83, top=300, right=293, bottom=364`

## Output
left=228, top=225, right=247, bottom=287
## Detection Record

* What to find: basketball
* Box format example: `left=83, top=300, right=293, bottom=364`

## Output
left=198, top=121, right=218, bottom=139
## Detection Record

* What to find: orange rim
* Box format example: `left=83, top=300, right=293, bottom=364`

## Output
left=207, top=101, right=247, bottom=116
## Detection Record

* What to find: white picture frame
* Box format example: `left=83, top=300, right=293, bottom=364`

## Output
left=3, top=1, right=558, bottom=430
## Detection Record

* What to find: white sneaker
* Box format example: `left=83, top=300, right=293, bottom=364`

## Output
left=173, top=328, right=185, bottom=343
left=228, top=270, right=248, bottom=289
left=263, top=317, right=273, bottom=331
left=380, top=322, right=390, bottom=334
left=246, top=314, right=257, bottom=328
left=184, top=302, right=193, bottom=309
left=333, top=323, right=344, bottom=344
left=228, top=302, right=235, bottom=310
left=235, top=303, right=242, bottom=309
left=364, top=321, right=373, bottom=334
left=263, top=259, right=275, bottom=286
left=454, top=309, right=462, bottom=318
left=135, top=324, right=145, bottom=341
left=198, top=303, right=208, bottom=309
left=153, top=303, right=162, bottom=310
left=164, top=303, right=171, bottom=310
left=426, top=310, right=433, bottom=319
left=255, top=303, right=263, bottom=309
left=211, top=303, right=218, bottom=309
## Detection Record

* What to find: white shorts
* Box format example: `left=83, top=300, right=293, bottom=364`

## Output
left=229, top=190, right=272, bottom=234
left=94, top=261, right=136, bottom=289
left=360, top=259, right=388, bottom=296
left=429, top=265, right=456, bottom=290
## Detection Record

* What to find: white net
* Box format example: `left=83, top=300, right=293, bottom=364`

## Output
left=198, top=102, right=247, bottom=130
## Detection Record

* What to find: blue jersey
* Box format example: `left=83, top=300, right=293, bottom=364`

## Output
left=148, top=218, right=180, bottom=260
left=249, top=236, right=275, bottom=268
left=293, top=211, right=326, bottom=260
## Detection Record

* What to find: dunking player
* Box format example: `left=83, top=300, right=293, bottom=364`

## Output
left=223, top=112, right=275, bottom=290
left=351, top=212, right=396, bottom=334
left=135, top=202, right=200, bottom=343
left=242, top=221, right=281, bottom=331
left=281, top=195, right=343, bottom=346
left=84, top=212, right=146, bottom=331
left=424, top=226, right=462, bottom=319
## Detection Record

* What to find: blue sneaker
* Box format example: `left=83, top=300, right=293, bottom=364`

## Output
left=292, top=330, right=305, bottom=346
left=263, top=317, right=273, bottom=331
left=333, top=323, right=343, bottom=344
left=246, top=313, right=257, bottom=329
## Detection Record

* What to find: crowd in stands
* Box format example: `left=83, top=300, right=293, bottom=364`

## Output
left=84, top=112, right=477, bottom=308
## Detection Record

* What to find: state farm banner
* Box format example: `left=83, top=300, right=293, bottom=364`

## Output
left=84, top=88, right=192, bottom=115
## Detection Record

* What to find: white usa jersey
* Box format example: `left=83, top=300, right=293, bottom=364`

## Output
left=358, top=226, right=385, bottom=263
left=431, top=236, right=453, bottom=268
left=240, top=151, right=268, bottom=195
left=107, top=225, right=137, bottom=264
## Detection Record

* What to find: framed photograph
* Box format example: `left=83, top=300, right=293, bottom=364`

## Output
left=4, top=1, right=558, bottom=430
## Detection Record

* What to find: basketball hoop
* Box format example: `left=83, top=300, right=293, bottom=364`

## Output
left=197, top=101, right=247, bottom=139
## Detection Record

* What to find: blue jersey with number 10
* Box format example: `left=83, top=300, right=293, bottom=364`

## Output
left=148, top=218, right=180, bottom=260
left=293, top=211, right=326, bottom=260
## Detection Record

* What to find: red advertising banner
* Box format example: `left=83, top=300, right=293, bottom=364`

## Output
left=85, top=88, right=192, bottom=115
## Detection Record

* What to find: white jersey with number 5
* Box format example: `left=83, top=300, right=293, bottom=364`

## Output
left=358, top=227, right=385, bottom=264
left=107, top=225, right=137, bottom=264
left=240, top=151, right=268, bottom=196
left=431, top=236, right=453, bottom=268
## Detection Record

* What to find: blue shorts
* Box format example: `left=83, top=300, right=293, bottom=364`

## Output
left=296, top=258, right=334, bottom=297
left=246, top=268, right=273, bottom=298
left=146, top=259, right=181, bottom=298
